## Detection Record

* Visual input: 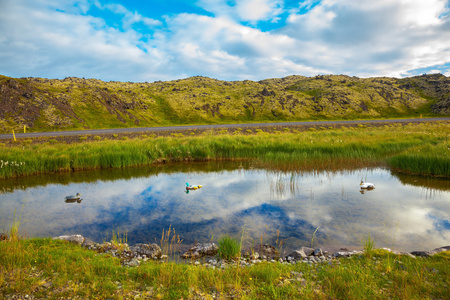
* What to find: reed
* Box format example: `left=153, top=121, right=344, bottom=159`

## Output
left=0, top=122, right=448, bottom=178
left=160, top=226, right=183, bottom=259
left=387, top=141, right=450, bottom=176
left=363, top=234, right=375, bottom=258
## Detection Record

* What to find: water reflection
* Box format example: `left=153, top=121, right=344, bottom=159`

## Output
left=0, top=162, right=449, bottom=254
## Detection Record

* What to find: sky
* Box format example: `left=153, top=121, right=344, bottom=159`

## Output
left=0, top=0, right=449, bottom=82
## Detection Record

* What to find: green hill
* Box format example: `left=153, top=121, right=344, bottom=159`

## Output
left=0, top=73, right=448, bottom=133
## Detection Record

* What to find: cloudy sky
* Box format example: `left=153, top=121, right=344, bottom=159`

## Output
left=0, top=0, right=449, bottom=82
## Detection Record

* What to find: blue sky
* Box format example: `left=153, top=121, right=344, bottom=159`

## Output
left=0, top=0, right=449, bottom=82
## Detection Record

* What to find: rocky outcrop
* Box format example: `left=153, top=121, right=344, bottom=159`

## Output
left=432, top=97, right=450, bottom=114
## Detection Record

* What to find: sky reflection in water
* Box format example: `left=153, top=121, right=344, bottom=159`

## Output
left=0, top=163, right=449, bottom=253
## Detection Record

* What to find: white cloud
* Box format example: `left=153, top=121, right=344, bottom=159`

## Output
left=281, top=0, right=450, bottom=77
left=196, top=0, right=283, bottom=22
left=0, top=0, right=449, bottom=81
left=100, top=3, right=162, bottom=29
left=235, top=0, right=283, bottom=22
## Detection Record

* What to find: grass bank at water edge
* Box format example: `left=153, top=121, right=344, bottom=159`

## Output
left=0, top=237, right=449, bottom=299
left=0, top=122, right=449, bottom=178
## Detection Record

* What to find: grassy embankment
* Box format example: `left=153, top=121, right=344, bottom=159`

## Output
left=1, top=235, right=449, bottom=299
left=0, top=122, right=449, bottom=179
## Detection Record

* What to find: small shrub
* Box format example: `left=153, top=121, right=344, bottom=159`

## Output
left=49, top=139, right=58, bottom=144
left=283, top=128, right=289, bottom=132
left=217, top=235, right=241, bottom=261
left=0, top=143, right=5, bottom=147
left=255, top=129, right=263, bottom=133
left=121, top=136, right=128, bottom=140
left=94, top=136, right=101, bottom=140
left=246, top=129, right=252, bottom=134
left=141, top=135, right=148, bottom=139
left=79, top=136, right=87, bottom=141
left=112, top=134, right=118, bottom=138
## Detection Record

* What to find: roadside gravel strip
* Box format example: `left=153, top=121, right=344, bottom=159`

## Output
left=0, top=117, right=448, bottom=140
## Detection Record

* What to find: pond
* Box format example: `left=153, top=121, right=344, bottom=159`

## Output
left=0, top=161, right=449, bottom=255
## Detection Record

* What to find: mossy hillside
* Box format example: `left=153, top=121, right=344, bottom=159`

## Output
left=0, top=74, right=449, bottom=133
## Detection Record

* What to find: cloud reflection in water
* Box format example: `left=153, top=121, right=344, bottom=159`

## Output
left=0, top=165, right=449, bottom=252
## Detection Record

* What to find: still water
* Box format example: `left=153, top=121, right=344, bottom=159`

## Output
left=1, top=162, right=449, bottom=254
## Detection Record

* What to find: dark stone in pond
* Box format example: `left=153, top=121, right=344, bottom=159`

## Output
left=129, top=243, right=162, bottom=259
left=181, top=242, right=218, bottom=259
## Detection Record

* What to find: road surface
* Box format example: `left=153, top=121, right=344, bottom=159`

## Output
left=0, top=117, right=448, bottom=139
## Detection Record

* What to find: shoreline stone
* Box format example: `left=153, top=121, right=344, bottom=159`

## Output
left=50, top=235, right=449, bottom=268
left=180, top=242, right=218, bottom=259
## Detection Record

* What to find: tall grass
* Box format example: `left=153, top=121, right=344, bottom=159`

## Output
left=363, top=234, right=375, bottom=258
left=387, top=141, right=450, bottom=176
left=0, top=122, right=448, bottom=178
left=160, top=226, right=183, bottom=259
left=217, top=235, right=241, bottom=261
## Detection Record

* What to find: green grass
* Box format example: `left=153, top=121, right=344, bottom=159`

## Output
left=0, top=122, right=449, bottom=178
left=217, top=235, right=241, bottom=261
left=0, top=238, right=448, bottom=299
left=387, top=142, right=450, bottom=176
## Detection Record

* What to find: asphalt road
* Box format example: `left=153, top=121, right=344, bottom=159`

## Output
left=0, top=117, right=448, bottom=140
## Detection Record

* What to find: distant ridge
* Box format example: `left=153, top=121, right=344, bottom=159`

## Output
left=0, top=73, right=448, bottom=133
